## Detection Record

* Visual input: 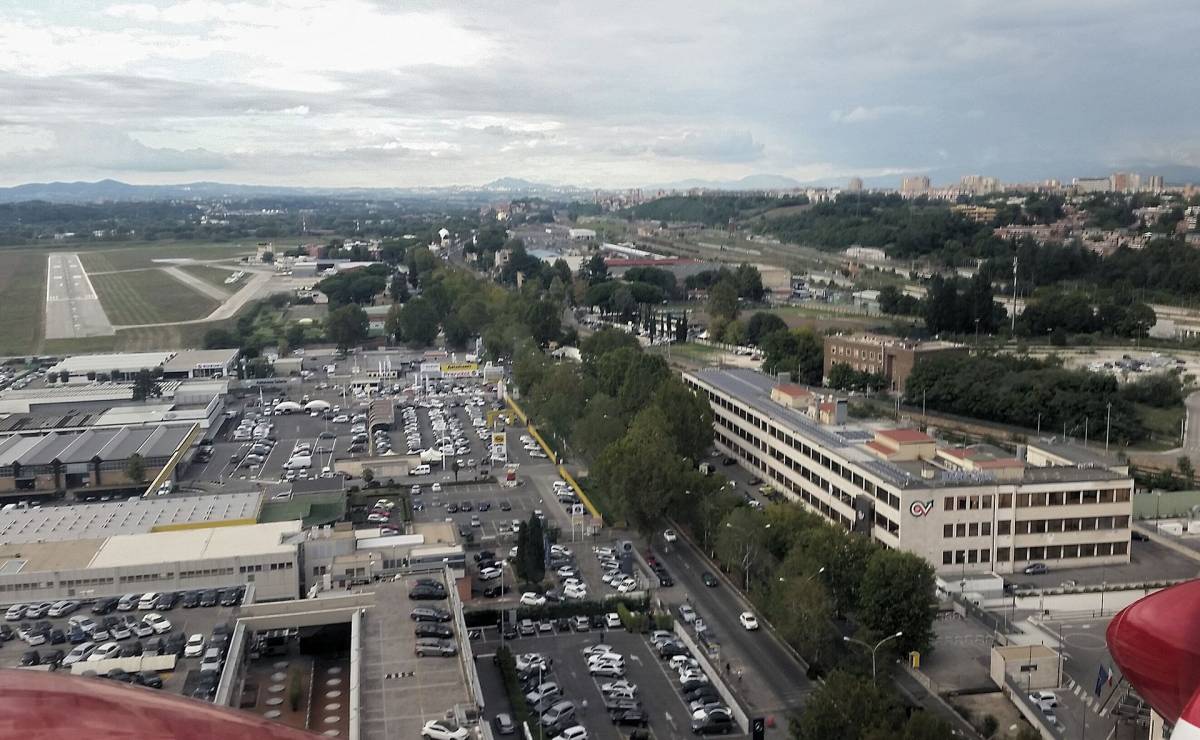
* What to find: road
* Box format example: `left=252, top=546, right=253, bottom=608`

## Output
left=655, top=528, right=812, bottom=734
left=43, top=252, right=115, bottom=339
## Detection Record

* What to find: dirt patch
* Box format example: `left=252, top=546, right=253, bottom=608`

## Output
left=950, top=692, right=1035, bottom=739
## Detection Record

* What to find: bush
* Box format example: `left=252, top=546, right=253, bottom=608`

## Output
left=653, top=614, right=674, bottom=631
left=981, top=714, right=998, bottom=738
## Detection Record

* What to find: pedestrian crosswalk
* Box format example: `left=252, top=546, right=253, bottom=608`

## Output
left=1064, top=676, right=1108, bottom=717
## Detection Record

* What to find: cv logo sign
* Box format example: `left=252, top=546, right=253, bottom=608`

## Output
left=909, top=499, right=935, bottom=518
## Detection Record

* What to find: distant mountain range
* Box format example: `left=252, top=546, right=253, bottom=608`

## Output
left=0, top=177, right=587, bottom=204
left=2, top=164, right=1198, bottom=204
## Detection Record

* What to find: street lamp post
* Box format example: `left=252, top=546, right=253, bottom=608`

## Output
left=843, top=631, right=903, bottom=682
left=1105, top=402, right=1112, bottom=453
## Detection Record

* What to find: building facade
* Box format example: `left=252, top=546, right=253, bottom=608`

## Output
left=823, top=333, right=967, bottom=394
left=684, top=368, right=1133, bottom=576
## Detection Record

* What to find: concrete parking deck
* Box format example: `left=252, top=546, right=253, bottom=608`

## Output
left=358, top=574, right=476, bottom=740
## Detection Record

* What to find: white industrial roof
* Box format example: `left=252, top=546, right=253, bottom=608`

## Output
left=88, top=520, right=301, bottom=568
left=47, top=352, right=175, bottom=375
left=0, top=492, right=264, bottom=545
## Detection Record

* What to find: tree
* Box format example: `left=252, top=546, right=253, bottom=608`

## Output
left=361, top=468, right=374, bottom=484
left=714, top=507, right=776, bottom=590
left=396, top=297, right=440, bottom=347
left=451, top=459, right=461, bottom=482
left=327, top=304, right=368, bottom=352
left=1178, top=456, right=1195, bottom=488
left=443, top=314, right=471, bottom=348
left=124, top=453, right=146, bottom=484
left=744, top=312, right=788, bottom=346
left=516, top=513, right=546, bottom=583
left=767, top=571, right=833, bottom=661
left=858, top=549, right=937, bottom=654
left=131, top=369, right=161, bottom=401
left=592, top=407, right=691, bottom=533
left=389, top=273, right=410, bottom=303
left=793, top=670, right=902, bottom=740
left=650, top=377, right=713, bottom=463
left=828, top=362, right=856, bottom=389
left=733, top=263, right=766, bottom=301
left=261, top=251, right=274, bottom=264
left=708, top=277, right=739, bottom=322
left=581, top=253, right=608, bottom=284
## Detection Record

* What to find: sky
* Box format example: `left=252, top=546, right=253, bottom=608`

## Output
left=1, top=0, right=1198, bottom=189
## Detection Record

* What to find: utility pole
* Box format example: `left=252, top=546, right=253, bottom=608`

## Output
left=1010, top=256, right=1018, bottom=334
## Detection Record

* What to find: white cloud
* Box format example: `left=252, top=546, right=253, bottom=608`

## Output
left=830, top=106, right=925, bottom=124
left=0, top=0, right=1196, bottom=186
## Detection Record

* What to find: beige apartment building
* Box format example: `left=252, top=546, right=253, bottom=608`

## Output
left=823, top=333, right=966, bottom=394
left=684, top=368, right=1133, bottom=575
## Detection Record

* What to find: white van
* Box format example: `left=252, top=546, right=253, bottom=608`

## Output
left=283, top=455, right=313, bottom=470
left=409, top=464, right=431, bottom=476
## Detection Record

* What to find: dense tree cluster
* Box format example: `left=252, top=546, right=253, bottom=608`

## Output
left=684, top=264, right=766, bottom=301
left=510, top=328, right=714, bottom=532
left=827, top=362, right=886, bottom=392
left=877, top=285, right=923, bottom=316
left=761, top=194, right=1002, bottom=264
left=624, top=194, right=807, bottom=226
left=316, top=263, right=391, bottom=306
left=904, top=353, right=1147, bottom=443
left=760, top=327, right=824, bottom=385
left=1018, top=291, right=1155, bottom=339
left=922, top=274, right=1007, bottom=336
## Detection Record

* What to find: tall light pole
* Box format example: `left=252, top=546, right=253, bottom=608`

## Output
left=843, top=631, right=903, bottom=682
left=1105, top=402, right=1112, bottom=453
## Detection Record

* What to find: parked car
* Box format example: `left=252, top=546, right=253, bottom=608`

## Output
left=493, top=713, right=516, bottom=736
left=414, top=638, right=457, bottom=657
left=410, top=607, right=452, bottom=622
left=701, top=571, right=719, bottom=587
left=421, top=720, right=470, bottom=740
left=1023, top=562, right=1048, bottom=575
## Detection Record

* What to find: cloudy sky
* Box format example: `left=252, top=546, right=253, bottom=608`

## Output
left=1, top=0, right=1197, bottom=188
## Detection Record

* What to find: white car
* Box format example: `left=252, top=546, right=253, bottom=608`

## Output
left=582, top=644, right=614, bottom=657
left=432, top=483, right=442, bottom=493
left=588, top=662, right=624, bottom=677
left=1030, top=691, right=1058, bottom=709
left=184, top=633, right=205, bottom=658
left=143, top=612, right=172, bottom=634
left=422, top=720, right=470, bottom=740
left=663, top=529, right=678, bottom=543
left=87, top=641, right=122, bottom=662
left=564, top=585, right=588, bottom=600
left=479, top=567, right=503, bottom=581
left=62, top=642, right=96, bottom=666
left=739, top=612, right=760, bottom=631
left=552, top=727, right=588, bottom=740
left=600, top=679, right=637, bottom=695
left=520, top=592, right=546, bottom=607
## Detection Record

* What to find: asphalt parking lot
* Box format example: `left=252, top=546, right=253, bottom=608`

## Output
left=475, top=626, right=743, bottom=739
left=0, top=591, right=242, bottom=700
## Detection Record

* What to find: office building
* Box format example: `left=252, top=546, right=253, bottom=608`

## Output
left=823, top=333, right=967, bottom=394
left=901, top=176, right=931, bottom=195
left=683, top=368, right=1134, bottom=575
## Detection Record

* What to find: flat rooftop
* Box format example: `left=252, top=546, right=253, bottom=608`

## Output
left=47, top=352, right=175, bottom=375
left=828, top=332, right=964, bottom=352
left=359, top=574, right=474, bottom=740
left=161, top=349, right=239, bottom=373
left=0, top=491, right=263, bottom=545
left=688, top=368, right=1127, bottom=489
left=88, top=520, right=302, bottom=568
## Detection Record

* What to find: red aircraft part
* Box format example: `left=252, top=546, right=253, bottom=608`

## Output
left=0, top=668, right=321, bottom=739
left=1107, top=579, right=1200, bottom=736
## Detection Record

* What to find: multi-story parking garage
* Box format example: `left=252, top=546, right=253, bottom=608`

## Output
left=684, top=368, right=1135, bottom=576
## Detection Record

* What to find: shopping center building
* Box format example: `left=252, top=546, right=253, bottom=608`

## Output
left=684, top=368, right=1134, bottom=575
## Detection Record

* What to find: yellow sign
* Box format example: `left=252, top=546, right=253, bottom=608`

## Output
left=440, top=362, right=479, bottom=377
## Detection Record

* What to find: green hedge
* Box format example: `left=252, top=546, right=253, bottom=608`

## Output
left=495, top=646, right=544, bottom=739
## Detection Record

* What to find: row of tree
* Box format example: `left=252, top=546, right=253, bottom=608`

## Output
left=903, top=353, right=1152, bottom=443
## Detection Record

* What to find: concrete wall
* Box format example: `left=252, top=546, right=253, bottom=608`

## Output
left=673, top=622, right=749, bottom=733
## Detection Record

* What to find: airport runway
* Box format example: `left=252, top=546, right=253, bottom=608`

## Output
left=44, top=253, right=115, bottom=339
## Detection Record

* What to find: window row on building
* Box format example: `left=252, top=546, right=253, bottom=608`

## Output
left=1002, top=541, right=1128, bottom=562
